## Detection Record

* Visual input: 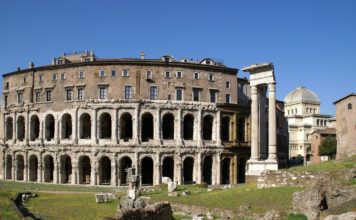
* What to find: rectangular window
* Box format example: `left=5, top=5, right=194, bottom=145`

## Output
left=125, top=86, right=133, bottom=99
left=4, top=95, right=8, bottom=108
left=79, top=71, right=85, bottom=79
left=150, top=86, right=157, bottom=100
left=122, top=69, right=129, bottom=77
left=35, top=90, right=41, bottom=102
left=226, top=82, right=230, bottom=89
left=208, top=74, right=215, bottom=82
left=39, top=74, right=44, bottom=82
left=46, top=90, right=52, bottom=102
left=210, top=90, right=217, bottom=103
left=23, top=77, right=27, bottom=84
left=77, top=88, right=84, bottom=100
left=225, top=94, right=231, bottom=103
left=66, top=89, right=72, bottom=101
left=61, top=73, right=66, bottom=80
left=176, top=71, right=183, bottom=78
left=176, top=88, right=183, bottom=101
left=194, top=72, right=200, bottom=80
left=99, top=87, right=107, bottom=100
left=17, top=92, right=23, bottom=104
left=52, top=74, right=57, bottom=81
left=5, top=82, right=9, bottom=89
left=99, top=70, right=106, bottom=77
left=146, top=70, right=152, bottom=80
left=165, top=71, right=171, bottom=78
left=193, top=89, right=200, bottom=101
left=111, top=70, right=116, bottom=77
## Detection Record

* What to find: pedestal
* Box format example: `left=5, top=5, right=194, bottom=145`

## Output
left=245, top=159, right=278, bottom=177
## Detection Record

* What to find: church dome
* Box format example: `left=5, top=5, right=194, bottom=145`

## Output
left=284, top=86, right=320, bottom=105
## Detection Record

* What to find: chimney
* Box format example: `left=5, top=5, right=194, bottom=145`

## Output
left=140, top=51, right=145, bottom=60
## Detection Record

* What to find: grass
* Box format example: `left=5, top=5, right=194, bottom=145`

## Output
left=144, top=184, right=303, bottom=214
left=287, top=155, right=356, bottom=173
left=0, top=190, right=21, bottom=220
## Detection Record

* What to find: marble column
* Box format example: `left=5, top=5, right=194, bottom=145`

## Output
left=268, top=83, right=277, bottom=161
left=250, top=86, right=259, bottom=160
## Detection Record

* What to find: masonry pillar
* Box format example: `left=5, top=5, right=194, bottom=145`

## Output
left=195, top=154, right=202, bottom=184
left=268, top=83, right=277, bottom=161
left=133, top=105, right=140, bottom=144
left=13, top=112, right=16, bottom=144
left=111, top=158, right=116, bottom=186
left=39, top=119, right=44, bottom=143
left=175, top=154, right=182, bottom=185
left=38, top=153, right=43, bottom=182
left=73, top=108, right=78, bottom=144
left=216, top=111, right=222, bottom=145
left=12, top=152, right=15, bottom=180
left=91, top=108, right=98, bottom=144
left=197, top=110, right=203, bottom=145
left=154, top=154, right=161, bottom=185
left=1, top=151, right=5, bottom=179
left=25, top=111, right=29, bottom=145
left=155, top=107, right=161, bottom=144
left=55, top=117, right=60, bottom=144
left=213, top=154, right=221, bottom=185
left=24, top=152, right=28, bottom=181
left=113, top=109, right=118, bottom=144
left=176, top=109, right=183, bottom=145
left=250, top=85, right=259, bottom=160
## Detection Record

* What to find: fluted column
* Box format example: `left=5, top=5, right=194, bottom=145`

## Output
left=268, top=82, right=277, bottom=161
left=250, top=85, right=259, bottom=160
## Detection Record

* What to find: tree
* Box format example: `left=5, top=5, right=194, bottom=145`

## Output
left=319, top=136, right=337, bottom=157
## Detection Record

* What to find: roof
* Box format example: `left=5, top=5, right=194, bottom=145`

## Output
left=284, top=86, right=320, bottom=105
left=333, top=93, right=356, bottom=105
left=310, top=128, right=336, bottom=135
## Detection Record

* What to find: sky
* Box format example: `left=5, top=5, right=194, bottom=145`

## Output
left=0, top=0, right=355, bottom=115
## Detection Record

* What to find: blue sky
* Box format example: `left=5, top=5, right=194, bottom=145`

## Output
left=1, top=0, right=355, bottom=115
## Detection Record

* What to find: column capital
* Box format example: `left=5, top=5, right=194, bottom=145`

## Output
left=250, top=85, right=258, bottom=94
left=268, top=82, right=276, bottom=91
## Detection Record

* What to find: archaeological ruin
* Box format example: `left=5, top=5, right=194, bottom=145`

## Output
left=0, top=51, right=285, bottom=186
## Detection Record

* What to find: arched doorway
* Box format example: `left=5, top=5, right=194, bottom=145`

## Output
left=60, top=155, right=72, bottom=183
left=78, top=156, right=91, bottom=184
left=119, top=156, right=132, bottom=185
left=162, top=157, right=174, bottom=181
left=162, top=113, right=174, bottom=139
left=5, top=117, right=13, bottom=140
left=238, top=158, right=246, bottom=183
left=221, top=158, right=231, bottom=184
left=17, top=116, right=25, bottom=141
left=203, top=115, right=213, bottom=140
left=45, top=114, right=55, bottom=141
left=141, top=113, right=153, bottom=142
left=6, top=155, right=12, bottom=179
left=120, top=113, right=132, bottom=141
left=61, top=114, right=72, bottom=139
left=202, top=156, right=212, bottom=185
left=141, top=157, right=153, bottom=185
left=30, top=115, right=40, bottom=141
left=183, top=114, right=194, bottom=140
left=29, top=155, right=38, bottom=182
left=99, top=156, right=111, bottom=185
left=16, top=155, right=24, bottom=180
left=183, top=157, right=194, bottom=184
left=80, top=113, right=91, bottom=139
left=99, top=113, right=112, bottom=139
left=44, top=155, right=54, bottom=182
left=221, top=117, right=230, bottom=141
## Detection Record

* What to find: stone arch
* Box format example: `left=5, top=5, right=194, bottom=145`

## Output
left=5, top=117, right=13, bottom=140
left=141, top=112, right=154, bottom=142
left=80, top=113, right=91, bottom=139
left=119, top=156, right=132, bottom=185
left=29, top=154, right=38, bottom=181
left=183, top=157, right=194, bottom=184
left=162, top=113, right=174, bottom=140
left=99, top=156, right=111, bottom=185
left=61, top=113, right=72, bottom=139
left=16, top=154, right=25, bottom=180
left=237, top=118, right=245, bottom=142
left=202, top=155, right=213, bottom=185
left=162, top=156, right=174, bottom=181
left=45, top=114, right=55, bottom=141
left=221, top=116, right=230, bottom=141
left=221, top=157, right=231, bottom=184
left=5, top=154, right=12, bottom=179
left=30, top=115, right=40, bottom=141
left=99, top=112, right=112, bottom=139
left=43, top=155, right=54, bottom=182
left=60, top=154, right=72, bottom=184
left=238, top=158, right=246, bottom=183
left=78, top=155, right=91, bottom=184
left=17, top=116, right=25, bottom=141
left=183, top=114, right=194, bottom=140
left=203, top=115, right=213, bottom=140
left=141, top=156, right=154, bottom=185
left=120, top=113, right=133, bottom=141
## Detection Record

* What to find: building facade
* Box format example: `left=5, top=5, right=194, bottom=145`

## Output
left=1, top=51, right=251, bottom=186
left=284, top=86, right=334, bottom=160
left=309, top=128, right=336, bottom=163
left=334, top=93, right=356, bottom=159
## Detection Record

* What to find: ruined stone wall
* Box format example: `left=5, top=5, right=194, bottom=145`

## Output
left=257, top=170, right=321, bottom=188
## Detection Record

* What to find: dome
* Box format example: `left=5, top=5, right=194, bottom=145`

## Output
left=284, top=86, right=320, bottom=105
